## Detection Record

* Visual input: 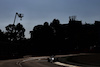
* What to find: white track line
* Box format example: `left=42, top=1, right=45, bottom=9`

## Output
left=16, top=61, right=23, bottom=67
left=54, top=62, right=81, bottom=67
left=16, top=57, right=47, bottom=67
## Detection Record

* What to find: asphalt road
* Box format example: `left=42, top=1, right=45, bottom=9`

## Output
left=0, top=53, right=95, bottom=67
left=0, top=56, right=62, bottom=67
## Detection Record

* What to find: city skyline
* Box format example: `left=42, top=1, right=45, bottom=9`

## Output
left=0, top=0, right=100, bottom=38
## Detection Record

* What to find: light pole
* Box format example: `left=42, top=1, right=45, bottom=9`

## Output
left=13, top=12, right=24, bottom=25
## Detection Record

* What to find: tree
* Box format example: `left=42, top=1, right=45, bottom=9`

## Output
left=50, top=19, right=63, bottom=40
left=5, top=23, right=25, bottom=41
left=0, top=29, right=8, bottom=41
left=5, top=24, right=16, bottom=41
left=15, top=23, right=25, bottom=40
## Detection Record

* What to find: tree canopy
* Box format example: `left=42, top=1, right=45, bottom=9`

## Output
left=5, top=23, right=25, bottom=41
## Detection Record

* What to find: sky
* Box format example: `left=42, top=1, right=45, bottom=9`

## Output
left=0, top=0, right=100, bottom=38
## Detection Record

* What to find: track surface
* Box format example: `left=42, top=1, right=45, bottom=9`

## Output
left=0, top=53, right=99, bottom=67
left=0, top=56, right=62, bottom=67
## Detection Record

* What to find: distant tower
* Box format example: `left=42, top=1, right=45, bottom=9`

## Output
left=69, top=16, right=82, bottom=25
left=69, top=16, right=76, bottom=21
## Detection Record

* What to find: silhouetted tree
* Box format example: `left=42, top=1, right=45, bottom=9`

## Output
left=29, top=18, right=100, bottom=55
left=0, top=29, right=7, bottom=41
left=5, top=23, right=25, bottom=41
left=50, top=19, right=62, bottom=39
left=42, top=22, right=54, bottom=41
left=5, top=24, right=16, bottom=41
left=15, top=23, right=25, bottom=40
left=31, top=25, right=43, bottom=41
left=31, top=22, right=54, bottom=41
